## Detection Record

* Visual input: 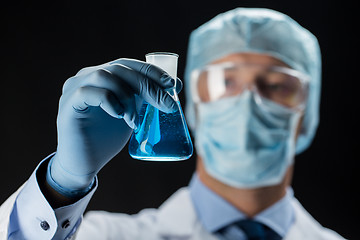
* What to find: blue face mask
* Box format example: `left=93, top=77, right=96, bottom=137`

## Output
left=195, top=91, right=301, bottom=188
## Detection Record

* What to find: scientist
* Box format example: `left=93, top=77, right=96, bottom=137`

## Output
left=0, top=8, right=345, bottom=240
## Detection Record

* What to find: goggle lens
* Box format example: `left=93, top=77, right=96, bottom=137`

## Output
left=192, top=63, right=309, bottom=110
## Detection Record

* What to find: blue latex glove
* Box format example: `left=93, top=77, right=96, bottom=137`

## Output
left=47, top=58, right=179, bottom=197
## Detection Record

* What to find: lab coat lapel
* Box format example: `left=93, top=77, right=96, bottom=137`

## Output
left=285, top=198, right=325, bottom=240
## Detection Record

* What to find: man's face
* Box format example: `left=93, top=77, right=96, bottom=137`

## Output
left=193, top=52, right=307, bottom=138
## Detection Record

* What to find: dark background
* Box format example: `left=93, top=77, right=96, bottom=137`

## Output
left=1, top=0, right=357, bottom=239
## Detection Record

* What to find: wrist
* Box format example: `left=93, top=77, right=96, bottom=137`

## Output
left=46, top=155, right=95, bottom=198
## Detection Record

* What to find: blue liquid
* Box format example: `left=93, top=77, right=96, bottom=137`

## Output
left=129, top=101, right=193, bottom=161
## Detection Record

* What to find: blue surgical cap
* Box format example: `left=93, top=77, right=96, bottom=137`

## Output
left=184, top=8, right=322, bottom=154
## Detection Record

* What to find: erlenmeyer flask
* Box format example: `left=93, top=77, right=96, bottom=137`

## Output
left=128, top=52, right=193, bottom=161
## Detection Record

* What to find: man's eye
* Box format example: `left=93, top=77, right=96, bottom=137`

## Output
left=224, top=78, right=236, bottom=87
left=267, top=84, right=282, bottom=91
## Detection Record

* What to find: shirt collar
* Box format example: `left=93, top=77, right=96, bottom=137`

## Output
left=189, top=173, right=295, bottom=237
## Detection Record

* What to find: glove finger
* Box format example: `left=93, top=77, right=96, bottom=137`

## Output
left=102, top=64, right=177, bottom=113
left=109, top=58, right=175, bottom=89
left=110, top=58, right=183, bottom=96
left=175, top=78, right=183, bottom=94
left=71, top=85, right=137, bottom=129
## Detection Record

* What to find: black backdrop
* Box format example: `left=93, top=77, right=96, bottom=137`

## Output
left=1, top=1, right=357, bottom=239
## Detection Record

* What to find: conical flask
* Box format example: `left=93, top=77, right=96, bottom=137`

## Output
left=128, top=52, right=193, bottom=161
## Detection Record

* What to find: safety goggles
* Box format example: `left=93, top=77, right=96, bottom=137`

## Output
left=191, top=62, right=309, bottom=111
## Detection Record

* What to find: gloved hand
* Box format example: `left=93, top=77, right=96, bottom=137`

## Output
left=46, top=58, right=180, bottom=197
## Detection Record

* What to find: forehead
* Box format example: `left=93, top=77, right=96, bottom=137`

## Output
left=211, top=53, right=289, bottom=67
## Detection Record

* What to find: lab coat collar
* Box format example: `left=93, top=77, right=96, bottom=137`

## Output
left=156, top=187, right=198, bottom=237
left=286, top=198, right=329, bottom=239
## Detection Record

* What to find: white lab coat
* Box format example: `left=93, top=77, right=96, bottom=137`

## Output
left=0, top=185, right=345, bottom=240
